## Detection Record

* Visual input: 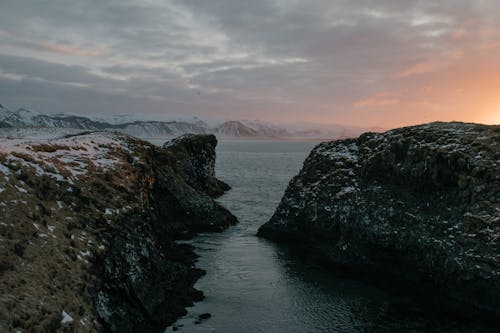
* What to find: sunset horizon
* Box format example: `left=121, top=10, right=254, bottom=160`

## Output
left=1, top=1, right=499, bottom=128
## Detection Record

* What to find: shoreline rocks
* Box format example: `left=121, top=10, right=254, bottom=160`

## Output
left=0, top=130, right=236, bottom=332
left=258, top=122, right=499, bottom=324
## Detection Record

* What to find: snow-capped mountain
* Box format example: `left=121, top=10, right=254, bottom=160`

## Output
left=213, top=121, right=259, bottom=137
left=0, top=104, right=382, bottom=139
left=0, top=104, right=108, bottom=130
left=0, top=104, right=208, bottom=137
left=236, top=120, right=291, bottom=138
left=118, top=121, right=207, bottom=137
left=0, top=104, right=28, bottom=127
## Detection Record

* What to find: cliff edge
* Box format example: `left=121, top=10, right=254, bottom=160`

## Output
left=0, top=129, right=236, bottom=332
left=258, top=122, right=499, bottom=323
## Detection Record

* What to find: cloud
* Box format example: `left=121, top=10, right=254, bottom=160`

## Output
left=0, top=31, right=106, bottom=57
left=0, top=53, right=109, bottom=85
left=353, top=92, right=400, bottom=108
left=397, top=60, right=437, bottom=77
left=34, top=42, right=105, bottom=57
left=480, top=28, right=500, bottom=37
left=480, top=41, right=500, bottom=50
left=0, top=0, right=498, bottom=127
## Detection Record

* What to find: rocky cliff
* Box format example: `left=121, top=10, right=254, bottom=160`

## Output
left=163, top=134, right=230, bottom=198
left=0, top=129, right=236, bottom=332
left=258, top=122, right=499, bottom=323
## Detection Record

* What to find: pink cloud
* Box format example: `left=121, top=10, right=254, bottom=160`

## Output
left=480, top=41, right=500, bottom=50
left=480, top=28, right=500, bottom=37
left=447, top=50, right=464, bottom=60
left=353, top=92, right=400, bottom=108
left=397, top=60, right=436, bottom=77
left=2, top=32, right=106, bottom=57
left=452, top=29, right=467, bottom=39
left=35, top=41, right=104, bottom=57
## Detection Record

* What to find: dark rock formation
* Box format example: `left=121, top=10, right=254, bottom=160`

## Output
left=95, top=135, right=236, bottom=332
left=258, top=122, right=499, bottom=323
left=0, top=130, right=236, bottom=332
left=163, top=134, right=230, bottom=198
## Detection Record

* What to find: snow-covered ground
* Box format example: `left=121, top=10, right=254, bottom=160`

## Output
left=0, top=128, right=130, bottom=183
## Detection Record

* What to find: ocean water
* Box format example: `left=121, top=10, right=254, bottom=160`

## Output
left=162, top=140, right=487, bottom=333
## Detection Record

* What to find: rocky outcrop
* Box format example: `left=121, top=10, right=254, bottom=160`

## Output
left=0, top=129, right=236, bottom=332
left=163, top=134, right=230, bottom=198
left=258, top=122, right=500, bottom=323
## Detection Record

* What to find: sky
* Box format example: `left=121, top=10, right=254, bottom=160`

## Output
left=0, top=0, right=499, bottom=128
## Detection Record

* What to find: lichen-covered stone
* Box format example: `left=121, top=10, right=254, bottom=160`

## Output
left=258, top=122, right=499, bottom=323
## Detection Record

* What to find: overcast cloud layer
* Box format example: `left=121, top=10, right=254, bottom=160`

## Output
left=0, top=0, right=499, bottom=127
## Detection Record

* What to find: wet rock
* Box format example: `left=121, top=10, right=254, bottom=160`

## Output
left=198, top=313, right=211, bottom=320
left=258, top=122, right=500, bottom=324
left=193, top=313, right=211, bottom=325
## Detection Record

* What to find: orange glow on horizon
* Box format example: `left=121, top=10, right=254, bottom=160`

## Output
left=328, top=45, right=500, bottom=129
left=487, top=108, right=500, bottom=125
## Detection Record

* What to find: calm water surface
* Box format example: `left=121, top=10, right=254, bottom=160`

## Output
left=161, top=140, right=485, bottom=333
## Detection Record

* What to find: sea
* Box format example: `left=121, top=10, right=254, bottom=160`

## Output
left=151, top=139, right=489, bottom=333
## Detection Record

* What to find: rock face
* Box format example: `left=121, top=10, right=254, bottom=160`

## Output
left=0, top=130, right=236, bottom=332
left=163, top=134, right=230, bottom=198
left=258, top=122, right=500, bottom=323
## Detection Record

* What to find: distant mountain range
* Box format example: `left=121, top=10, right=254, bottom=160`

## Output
left=0, top=103, right=383, bottom=139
